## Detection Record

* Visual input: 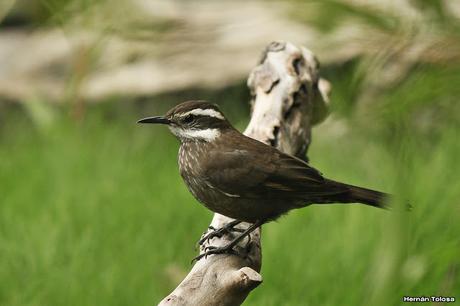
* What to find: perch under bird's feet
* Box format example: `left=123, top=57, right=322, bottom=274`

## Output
left=197, top=220, right=243, bottom=246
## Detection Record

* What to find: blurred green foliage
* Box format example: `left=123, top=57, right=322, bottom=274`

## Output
left=1, top=91, right=459, bottom=305
left=1, top=0, right=460, bottom=305
left=292, top=0, right=399, bottom=33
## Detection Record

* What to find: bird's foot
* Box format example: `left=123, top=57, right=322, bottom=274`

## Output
left=191, top=220, right=264, bottom=264
left=197, top=220, right=243, bottom=246
left=192, top=245, right=236, bottom=263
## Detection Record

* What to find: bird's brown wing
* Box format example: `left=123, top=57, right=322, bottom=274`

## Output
left=203, top=139, right=347, bottom=200
left=264, top=152, right=349, bottom=200
left=202, top=147, right=274, bottom=196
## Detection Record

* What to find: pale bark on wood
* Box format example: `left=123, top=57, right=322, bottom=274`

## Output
left=158, top=41, right=330, bottom=306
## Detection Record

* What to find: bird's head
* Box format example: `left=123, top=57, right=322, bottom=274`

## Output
left=137, top=101, right=232, bottom=142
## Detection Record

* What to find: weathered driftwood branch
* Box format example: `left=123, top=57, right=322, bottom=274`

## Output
left=158, top=41, right=330, bottom=306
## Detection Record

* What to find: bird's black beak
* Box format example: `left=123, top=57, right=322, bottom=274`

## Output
left=137, top=116, right=170, bottom=125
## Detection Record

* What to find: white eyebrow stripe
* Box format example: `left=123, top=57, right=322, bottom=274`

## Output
left=180, top=108, right=225, bottom=120
left=170, top=127, right=221, bottom=142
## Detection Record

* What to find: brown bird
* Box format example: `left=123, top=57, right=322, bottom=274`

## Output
left=138, top=101, right=388, bottom=259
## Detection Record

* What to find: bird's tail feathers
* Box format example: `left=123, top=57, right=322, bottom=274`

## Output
left=323, top=180, right=389, bottom=209
left=346, top=184, right=388, bottom=208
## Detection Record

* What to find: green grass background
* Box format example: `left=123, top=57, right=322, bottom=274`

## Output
left=0, top=76, right=459, bottom=306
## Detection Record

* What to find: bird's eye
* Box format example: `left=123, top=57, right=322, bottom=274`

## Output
left=182, top=115, right=194, bottom=123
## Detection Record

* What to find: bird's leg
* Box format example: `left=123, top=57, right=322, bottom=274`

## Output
left=194, top=220, right=263, bottom=262
left=197, top=220, right=243, bottom=246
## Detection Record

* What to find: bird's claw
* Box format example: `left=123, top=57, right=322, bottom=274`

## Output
left=191, top=220, right=264, bottom=264
left=192, top=245, right=236, bottom=263
left=197, top=221, right=243, bottom=246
